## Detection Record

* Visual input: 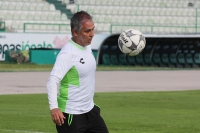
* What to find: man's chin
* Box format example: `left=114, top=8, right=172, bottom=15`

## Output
left=85, top=42, right=92, bottom=46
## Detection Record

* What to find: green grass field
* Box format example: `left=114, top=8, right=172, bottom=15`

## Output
left=1, top=62, right=200, bottom=132
left=0, top=91, right=200, bottom=133
left=0, top=61, right=197, bottom=72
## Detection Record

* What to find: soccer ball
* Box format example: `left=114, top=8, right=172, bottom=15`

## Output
left=118, top=29, right=146, bottom=56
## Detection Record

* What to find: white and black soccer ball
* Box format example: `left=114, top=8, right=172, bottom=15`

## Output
left=118, top=29, right=146, bottom=56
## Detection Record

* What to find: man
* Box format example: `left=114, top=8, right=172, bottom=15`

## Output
left=46, top=11, right=109, bottom=133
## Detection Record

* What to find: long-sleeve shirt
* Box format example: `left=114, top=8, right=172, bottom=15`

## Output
left=47, top=39, right=96, bottom=114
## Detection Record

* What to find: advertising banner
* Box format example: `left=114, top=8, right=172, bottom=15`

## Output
left=0, top=33, right=110, bottom=61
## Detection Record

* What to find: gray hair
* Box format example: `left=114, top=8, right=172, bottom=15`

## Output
left=70, top=11, right=93, bottom=35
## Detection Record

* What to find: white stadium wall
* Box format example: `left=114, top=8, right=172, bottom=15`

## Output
left=1, top=33, right=200, bottom=67
left=0, top=33, right=110, bottom=61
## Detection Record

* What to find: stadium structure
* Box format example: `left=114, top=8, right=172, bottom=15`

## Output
left=0, top=0, right=200, bottom=67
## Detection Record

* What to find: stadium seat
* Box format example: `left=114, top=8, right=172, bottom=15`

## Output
left=40, top=24, right=47, bottom=31
left=104, top=15, right=112, bottom=23
left=161, top=54, right=169, bottom=66
left=185, top=53, right=194, bottom=67
left=60, top=24, right=71, bottom=33
left=54, top=12, right=61, bottom=21
left=1, top=2, right=9, bottom=10
left=15, top=2, right=23, bottom=10
left=24, top=23, right=33, bottom=32
left=193, top=53, right=200, bottom=66
left=88, top=0, right=96, bottom=5
left=87, top=6, right=94, bottom=14
left=160, top=44, right=170, bottom=66
left=35, top=3, right=43, bottom=11
left=143, top=54, right=152, bottom=66
left=112, top=26, right=122, bottom=34
left=152, top=53, right=162, bottom=66
left=77, top=0, right=84, bottom=4
left=187, top=9, right=196, bottom=17
left=77, top=5, right=85, bottom=12
left=118, top=54, right=127, bottom=65
left=127, top=56, right=135, bottom=65
left=8, top=2, right=15, bottom=10
left=42, top=3, right=50, bottom=11
left=98, top=15, right=105, bottom=23
left=123, top=7, right=131, bottom=15
left=99, top=6, right=108, bottom=15
left=102, top=54, right=111, bottom=65
left=5, top=12, right=13, bottom=20
left=177, top=53, right=186, bottom=67
left=135, top=53, right=144, bottom=66
left=93, top=6, right=100, bottom=14
left=107, top=0, right=114, bottom=6
left=61, top=13, right=68, bottom=21
left=186, top=28, right=196, bottom=34
left=110, top=54, right=119, bottom=65
left=13, top=12, right=20, bottom=20
left=168, top=54, right=177, bottom=67
left=22, top=3, right=30, bottom=10
left=29, top=3, right=37, bottom=11
left=101, top=0, right=107, bottom=5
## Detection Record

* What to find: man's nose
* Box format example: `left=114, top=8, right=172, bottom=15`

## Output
left=90, top=31, right=94, bottom=37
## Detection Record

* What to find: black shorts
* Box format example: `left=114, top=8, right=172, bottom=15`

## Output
left=56, top=105, right=109, bottom=133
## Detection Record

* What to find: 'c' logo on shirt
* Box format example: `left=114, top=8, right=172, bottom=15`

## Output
left=80, top=58, right=85, bottom=64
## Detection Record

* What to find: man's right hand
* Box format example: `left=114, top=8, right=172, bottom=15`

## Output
left=50, top=108, right=66, bottom=126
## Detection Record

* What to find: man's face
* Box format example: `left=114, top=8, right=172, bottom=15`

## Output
left=74, top=19, right=95, bottom=46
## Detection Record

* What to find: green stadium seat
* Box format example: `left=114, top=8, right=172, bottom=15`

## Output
left=118, top=54, right=127, bottom=65
left=110, top=54, right=119, bottom=65
left=127, top=56, right=135, bottom=65
left=161, top=54, right=169, bottom=67
left=185, top=54, right=194, bottom=67
left=193, top=53, right=200, bottom=66
left=135, top=53, right=144, bottom=66
left=102, top=54, right=110, bottom=65
left=169, top=54, right=177, bottom=67
left=144, top=54, right=152, bottom=66
left=177, top=53, right=185, bottom=67
left=152, top=53, right=161, bottom=66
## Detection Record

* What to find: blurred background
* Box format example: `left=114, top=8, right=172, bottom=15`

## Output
left=0, top=0, right=200, bottom=68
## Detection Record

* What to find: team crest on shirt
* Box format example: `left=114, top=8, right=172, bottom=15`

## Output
left=80, top=58, right=85, bottom=64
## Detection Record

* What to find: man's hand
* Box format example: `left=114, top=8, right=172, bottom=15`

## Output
left=50, top=108, right=66, bottom=126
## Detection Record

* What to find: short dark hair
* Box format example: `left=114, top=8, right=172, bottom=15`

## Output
left=70, top=11, right=93, bottom=35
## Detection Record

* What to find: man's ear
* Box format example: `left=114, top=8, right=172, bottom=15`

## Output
left=72, top=29, right=78, bottom=37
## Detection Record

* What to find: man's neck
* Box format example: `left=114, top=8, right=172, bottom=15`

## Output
left=71, top=37, right=84, bottom=46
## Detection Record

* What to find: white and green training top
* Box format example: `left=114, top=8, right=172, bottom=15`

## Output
left=47, top=40, right=96, bottom=114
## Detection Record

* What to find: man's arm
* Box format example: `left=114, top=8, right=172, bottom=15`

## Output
left=46, top=52, right=73, bottom=126
left=47, top=75, right=66, bottom=126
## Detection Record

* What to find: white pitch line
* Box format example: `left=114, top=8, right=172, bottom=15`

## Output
left=0, top=129, right=52, bottom=133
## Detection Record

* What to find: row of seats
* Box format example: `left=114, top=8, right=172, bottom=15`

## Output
left=11, top=22, right=196, bottom=34
left=0, top=2, right=55, bottom=11
left=78, top=5, right=197, bottom=17
left=24, top=23, right=71, bottom=33
left=93, top=15, right=196, bottom=26
left=76, top=0, right=195, bottom=8
left=0, top=11, right=69, bottom=26
left=4, top=12, right=69, bottom=32
left=0, top=0, right=72, bottom=33
left=9, top=21, right=70, bottom=33
left=102, top=53, right=200, bottom=67
left=61, top=0, right=72, bottom=4
left=68, top=0, right=199, bottom=35
left=112, top=25, right=196, bottom=34
left=0, top=10, right=68, bottom=20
